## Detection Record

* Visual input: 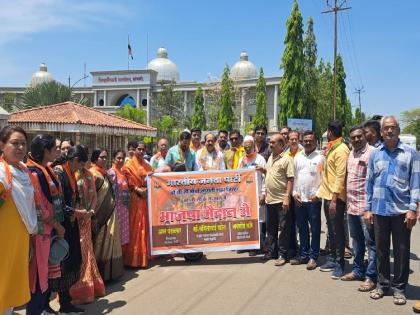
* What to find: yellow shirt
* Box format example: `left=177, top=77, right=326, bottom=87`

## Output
left=224, top=146, right=245, bottom=169
left=318, top=140, right=350, bottom=201
left=264, top=152, right=295, bottom=204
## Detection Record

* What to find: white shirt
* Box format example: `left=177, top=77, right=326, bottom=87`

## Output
left=195, top=148, right=225, bottom=171
left=293, top=149, right=324, bottom=202
left=238, top=153, right=266, bottom=195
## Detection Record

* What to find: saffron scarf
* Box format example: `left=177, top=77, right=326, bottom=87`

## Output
left=239, top=151, right=258, bottom=168
left=90, top=163, right=108, bottom=177
left=198, top=147, right=220, bottom=170
left=62, top=162, right=77, bottom=202
left=75, top=168, right=95, bottom=211
left=27, top=158, right=64, bottom=222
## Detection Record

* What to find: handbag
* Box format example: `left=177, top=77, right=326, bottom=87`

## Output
left=49, top=236, right=69, bottom=265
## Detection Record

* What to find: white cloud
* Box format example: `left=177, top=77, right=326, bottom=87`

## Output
left=0, top=0, right=130, bottom=45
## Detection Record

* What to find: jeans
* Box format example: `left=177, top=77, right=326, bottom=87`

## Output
left=347, top=214, right=377, bottom=281
left=374, top=214, right=411, bottom=293
left=323, top=199, right=346, bottom=269
left=295, top=201, right=321, bottom=260
left=267, top=203, right=292, bottom=259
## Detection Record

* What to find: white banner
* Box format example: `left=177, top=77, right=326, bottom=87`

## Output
left=92, top=73, right=150, bottom=86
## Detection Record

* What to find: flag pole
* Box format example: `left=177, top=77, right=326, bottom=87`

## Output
left=128, top=34, right=130, bottom=70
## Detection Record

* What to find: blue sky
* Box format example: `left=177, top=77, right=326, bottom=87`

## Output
left=1, top=0, right=419, bottom=120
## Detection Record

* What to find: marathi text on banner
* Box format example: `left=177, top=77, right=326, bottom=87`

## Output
left=148, top=169, right=260, bottom=255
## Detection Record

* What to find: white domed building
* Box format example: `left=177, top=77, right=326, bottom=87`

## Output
left=230, top=52, right=258, bottom=80
left=30, top=63, right=54, bottom=87
left=147, top=48, right=180, bottom=82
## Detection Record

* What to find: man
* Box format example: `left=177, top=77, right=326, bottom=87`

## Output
left=190, top=127, right=203, bottom=153
left=363, top=119, right=382, bottom=148
left=165, top=131, right=197, bottom=171
left=286, top=130, right=302, bottom=259
left=340, top=126, right=376, bottom=292
left=150, top=138, right=169, bottom=170
left=224, top=130, right=245, bottom=169
left=216, top=130, right=230, bottom=153
left=280, top=126, right=290, bottom=143
left=258, top=134, right=294, bottom=266
left=196, top=133, right=225, bottom=171
left=254, top=125, right=271, bottom=162
left=317, top=120, right=350, bottom=279
left=365, top=116, right=420, bottom=305
left=292, top=131, right=323, bottom=270
left=238, top=135, right=267, bottom=256
left=414, top=204, right=420, bottom=313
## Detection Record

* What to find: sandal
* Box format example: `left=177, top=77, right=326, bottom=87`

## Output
left=341, top=272, right=364, bottom=281
left=393, top=293, right=407, bottom=305
left=358, top=279, right=376, bottom=292
left=344, top=247, right=353, bottom=259
left=370, top=288, right=386, bottom=300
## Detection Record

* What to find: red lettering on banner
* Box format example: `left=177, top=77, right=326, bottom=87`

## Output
left=239, top=202, right=251, bottom=217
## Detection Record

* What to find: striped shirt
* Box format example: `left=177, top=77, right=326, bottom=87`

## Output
left=365, top=141, right=420, bottom=215
left=346, top=143, right=374, bottom=215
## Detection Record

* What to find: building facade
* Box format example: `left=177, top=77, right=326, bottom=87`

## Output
left=0, top=48, right=281, bottom=132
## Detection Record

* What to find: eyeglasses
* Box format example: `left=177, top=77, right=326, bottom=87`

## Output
left=98, top=155, right=108, bottom=160
left=256, top=132, right=266, bottom=136
left=230, top=137, right=238, bottom=141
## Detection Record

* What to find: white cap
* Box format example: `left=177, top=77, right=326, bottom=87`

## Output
left=243, top=135, right=254, bottom=143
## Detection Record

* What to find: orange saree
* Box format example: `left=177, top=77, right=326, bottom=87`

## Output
left=123, top=156, right=152, bottom=268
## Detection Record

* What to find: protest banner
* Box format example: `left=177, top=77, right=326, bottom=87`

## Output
left=147, top=169, right=260, bottom=255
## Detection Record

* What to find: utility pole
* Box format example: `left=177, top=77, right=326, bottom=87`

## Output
left=354, top=86, right=365, bottom=112
left=322, top=0, right=351, bottom=120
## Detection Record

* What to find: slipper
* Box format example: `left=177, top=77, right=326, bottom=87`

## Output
left=370, top=288, right=386, bottom=300
left=341, top=272, right=364, bottom=281
left=344, top=248, right=353, bottom=259
left=358, top=279, right=376, bottom=292
left=393, top=293, right=407, bottom=305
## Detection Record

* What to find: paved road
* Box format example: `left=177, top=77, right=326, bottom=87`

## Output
left=16, top=222, right=420, bottom=315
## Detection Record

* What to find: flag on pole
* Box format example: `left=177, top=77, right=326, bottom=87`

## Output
left=128, top=35, right=133, bottom=59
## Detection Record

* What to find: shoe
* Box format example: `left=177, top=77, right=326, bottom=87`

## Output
left=261, top=253, right=275, bottom=261
left=319, top=260, right=337, bottom=272
left=290, top=257, right=309, bottom=265
left=331, top=265, right=345, bottom=279
left=320, top=246, right=330, bottom=256
left=248, top=250, right=257, bottom=257
left=58, top=305, right=84, bottom=314
left=306, top=259, right=317, bottom=270
left=274, top=257, right=287, bottom=266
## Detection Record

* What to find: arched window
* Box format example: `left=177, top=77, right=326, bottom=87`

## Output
left=116, top=94, right=136, bottom=108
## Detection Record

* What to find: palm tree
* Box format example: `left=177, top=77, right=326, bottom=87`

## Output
left=20, top=80, right=91, bottom=109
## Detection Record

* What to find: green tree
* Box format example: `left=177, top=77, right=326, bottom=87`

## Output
left=152, top=81, right=186, bottom=129
left=314, top=59, right=332, bottom=138
left=153, top=115, right=176, bottom=142
left=252, top=68, right=268, bottom=127
left=0, top=92, right=17, bottom=112
left=302, top=17, right=318, bottom=120
left=335, top=55, right=353, bottom=135
left=401, top=107, right=420, bottom=147
left=279, top=0, right=305, bottom=126
left=191, top=86, right=206, bottom=130
left=217, top=65, right=235, bottom=130
left=115, top=105, right=147, bottom=124
left=352, top=107, right=366, bottom=125
left=21, top=80, right=90, bottom=109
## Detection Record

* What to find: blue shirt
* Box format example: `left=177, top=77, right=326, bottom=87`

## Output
left=165, top=144, right=197, bottom=171
left=365, top=141, right=420, bottom=216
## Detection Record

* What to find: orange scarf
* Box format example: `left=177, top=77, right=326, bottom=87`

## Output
left=124, top=155, right=152, bottom=188
left=240, top=151, right=258, bottom=167
left=62, top=162, right=77, bottom=201
left=75, top=168, right=95, bottom=210
left=198, top=147, right=220, bottom=170
left=90, top=163, right=108, bottom=177
left=26, top=158, right=63, bottom=197
left=111, top=163, right=129, bottom=191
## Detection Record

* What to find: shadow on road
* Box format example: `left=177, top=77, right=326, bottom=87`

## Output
left=152, top=254, right=265, bottom=267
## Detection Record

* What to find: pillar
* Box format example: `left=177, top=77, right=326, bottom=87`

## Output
left=146, top=88, right=150, bottom=126
left=273, top=85, right=279, bottom=131
left=136, top=89, right=140, bottom=108
left=103, top=90, right=107, bottom=107
left=240, top=88, right=246, bottom=132
left=183, top=91, right=188, bottom=114
left=94, top=91, right=97, bottom=107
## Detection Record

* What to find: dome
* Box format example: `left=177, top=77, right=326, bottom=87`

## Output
left=30, top=63, right=54, bottom=87
left=230, top=51, right=258, bottom=80
left=147, top=47, right=180, bottom=82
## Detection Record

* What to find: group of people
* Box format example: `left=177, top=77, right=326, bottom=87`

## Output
left=0, top=127, right=152, bottom=315
left=0, top=113, right=419, bottom=314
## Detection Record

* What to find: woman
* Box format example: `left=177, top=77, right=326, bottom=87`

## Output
left=69, top=145, right=105, bottom=305
left=45, top=147, right=84, bottom=314
left=90, top=148, right=124, bottom=281
left=0, top=126, right=37, bottom=315
left=108, top=150, right=130, bottom=253
left=123, top=141, right=152, bottom=268
left=26, top=134, right=66, bottom=315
